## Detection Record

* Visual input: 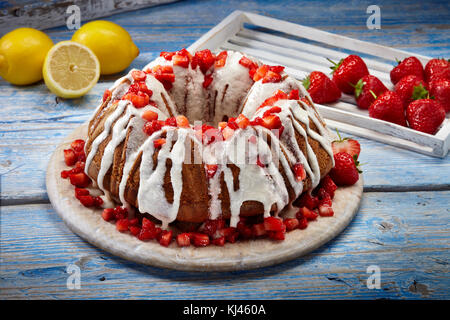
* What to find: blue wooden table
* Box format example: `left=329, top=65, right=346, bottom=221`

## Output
left=1, top=0, right=449, bottom=299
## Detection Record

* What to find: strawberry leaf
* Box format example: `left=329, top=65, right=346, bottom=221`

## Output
left=302, top=76, right=311, bottom=90
left=327, top=58, right=343, bottom=74
left=411, top=84, right=429, bottom=101
left=354, top=79, right=364, bottom=98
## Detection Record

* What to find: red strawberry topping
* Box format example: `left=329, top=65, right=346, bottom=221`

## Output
left=329, top=55, right=369, bottom=94
left=406, top=99, right=445, bottom=134
left=354, top=75, right=388, bottom=109
left=390, top=56, right=424, bottom=85
left=329, top=152, right=360, bottom=186
left=304, top=71, right=341, bottom=104
left=369, top=91, right=407, bottom=126
left=394, top=75, right=428, bottom=109
left=424, top=58, right=450, bottom=83
left=429, top=78, right=450, bottom=112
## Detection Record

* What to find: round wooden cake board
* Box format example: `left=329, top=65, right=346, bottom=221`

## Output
left=46, top=123, right=363, bottom=272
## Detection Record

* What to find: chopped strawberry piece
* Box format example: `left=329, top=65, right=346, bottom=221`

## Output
left=193, top=233, right=210, bottom=247
left=264, top=216, right=284, bottom=232
left=268, top=231, right=285, bottom=241
left=138, top=82, right=153, bottom=96
left=71, top=139, right=85, bottom=153
left=239, top=56, right=258, bottom=70
left=297, top=216, right=308, bottom=229
left=123, top=92, right=150, bottom=108
left=226, top=118, right=239, bottom=130
left=235, top=114, right=250, bottom=129
left=318, top=204, right=334, bottom=217
left=269, top=66, right=285, bottom=73
left=223, top=227, right=238, bottom=243
left=256, top=157, right=265, bottom=168
left=319, top=175, right=337, bottom=199
left=199, top=219, right=225, bottom=237
left=288, top=89, right=300, bottom=100
left=203, top=75, right=213, bottom=88
left=293, top=163, right=306, bottom=182
left=64, top=149, right=77, bottom=166
left=194, top=49, right=215, bottom=73
left=131, top=70, right=147, bottom=82
left=159, top=230, right=173, bottom=247
left=74, top=187, right=89, bottom=199
left=69, top=172, right=91, bottom=188
left=261, top=115, right=282, bottom=130
left=165, top=117, right=177, bottom=127
left=297, top=207, right=318, bottom=221
left=173, top=54, right=190, bottom=68
left=176, top=115, right=189, bottom=128
left=262, top=106, right=282, bottom=118
left=222, top=126, right=235, bottom=140
left=138, top=229, right=153, bottom=241
left=103, top=89, right=112, bottom=102
left=284, top=218, right=299, bottom=231
left=61, top=170, right=70, bottom=179
left=78, top=195, right=95, bottom=207
left=142, top=217, right=155, bottom=230
left=262, top=71, right=282, bottom=84
left=128, top=218, right=139, bottom=226
left=215, top=51, right=228, bottom=68
left=153, top=138, right=166, bottom=149
left=143, top=120, right=162, bottom=136
left=177, top=233, right=192, bottom=247
left=297, top=193, right=319, bottom=210
left=253, top=65, right=269, bottom=81
left=205, top=164, right=218, bottom=178
left=142, top=110, right=159, bottom=122
left=218, top=122, right=227, bottom=130
left=258, top=90, right=288, bottom=110
left=129, top=226, right=141, bottom=236
left=252, top=223, right=266, bottom=237
left=160, top=51, right=175, bottom=61
left=102, top=208, right=116, bottom=221
left=116, top=219, right=129, bottom=232
left=212, top=236, right=225, bottom=246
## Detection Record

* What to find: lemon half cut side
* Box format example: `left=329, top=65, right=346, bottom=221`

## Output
left=43, top=41, right=100, bottom=98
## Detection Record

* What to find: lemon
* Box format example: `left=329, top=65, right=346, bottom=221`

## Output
left=72, top=20, right=139, bottom=75
left=43, top=41, right=100, bottom=98
left=0, top=28, right=53, bottom=85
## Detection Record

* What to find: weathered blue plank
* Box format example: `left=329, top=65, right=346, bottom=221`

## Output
left=0, top=191, right=448, bottom=299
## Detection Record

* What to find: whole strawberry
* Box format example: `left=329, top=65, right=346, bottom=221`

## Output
left=406, top=99, right=446, bottom=134
left=369, top=91, right=407, bottom=126
left=303, top=71, right=341, bottom=104
left=329, top=55, right=369, bottom=94
left=429, top=78, right=450, bottom=112
left=424, top=58, right=450, bottom=83
left=390, top=56, right=424, bottom=85
left=329, top=152, right=360, bottom=186
left=394, top=75, right=428, bottom=109
left=354, top=75, right=388, bottom=109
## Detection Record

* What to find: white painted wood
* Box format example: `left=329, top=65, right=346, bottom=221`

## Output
left=46, top=123, right=363, bottom=271
left=187, top=11, right=450, bottom=158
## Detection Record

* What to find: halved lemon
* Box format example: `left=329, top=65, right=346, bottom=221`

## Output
left=43, top=41, right=100, bottom=98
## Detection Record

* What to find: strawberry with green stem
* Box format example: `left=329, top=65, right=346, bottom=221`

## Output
left=328, top=55, right=369, bottom=94
left=332, top=129, right=361, bottom=159
left=354, top=75, right=388, bottom=109
left=303, top=71, right=341, bottom=104
left=394, top=75, right=428, bottom=109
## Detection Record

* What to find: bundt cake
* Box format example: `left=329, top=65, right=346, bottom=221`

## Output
left=84, top=49, right=334, bottom=228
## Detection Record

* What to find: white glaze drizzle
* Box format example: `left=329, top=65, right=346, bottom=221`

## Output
left=84, top=50, right=333, bottom=228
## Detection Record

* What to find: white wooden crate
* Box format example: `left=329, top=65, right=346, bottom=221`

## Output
left=188, top=11, right=450, bottom=158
